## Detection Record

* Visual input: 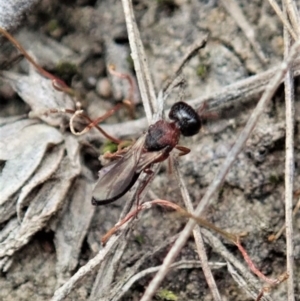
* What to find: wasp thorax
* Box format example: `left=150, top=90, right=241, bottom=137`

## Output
left=145, top=120, right=180, bottom=152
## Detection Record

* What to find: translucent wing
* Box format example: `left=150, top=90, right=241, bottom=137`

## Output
left=92, top=135, right=145, bottom=205
left=92, top=135, right=167, bottom=205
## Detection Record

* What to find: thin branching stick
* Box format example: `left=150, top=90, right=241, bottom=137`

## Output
left=267, top=0, right=298, bottom=41
left=173, top=159, right=222, bottom=301
left=162, top=38, right=208, bottom=95
left=202, top=229, right=273, bottom=301
left=51, top=233, right=122, bottom=301
left=283, top=0, right=300, bottom=37
left=283, top=3, right=296, bottom=301
left=220, top=0, right=268, bottom=64
left=271, top=196, right=300, bottom=240
left=108, top=234, right=180, bottom=301
left=121, top=0, right=157, bottom=122
left=117, top=260, right=225, bottom=297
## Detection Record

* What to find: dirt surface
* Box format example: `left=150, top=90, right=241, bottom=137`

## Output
left=0, top=0, right=300, bottom=301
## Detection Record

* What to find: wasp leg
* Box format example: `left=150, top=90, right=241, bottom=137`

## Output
left=133, top=168, right=155, bottom=217
left=175, top=145, right=191, bottom=156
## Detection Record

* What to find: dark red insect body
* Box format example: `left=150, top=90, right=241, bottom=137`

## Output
left=92, top=101, right=201, bottom=205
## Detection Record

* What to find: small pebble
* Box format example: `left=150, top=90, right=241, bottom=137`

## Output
left=96, top=78, right=112, bottom=98
left=87, top=76, right=97, bottom=87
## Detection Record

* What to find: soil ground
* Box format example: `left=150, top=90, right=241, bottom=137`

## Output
left=0, top=1, right=299, bottom=301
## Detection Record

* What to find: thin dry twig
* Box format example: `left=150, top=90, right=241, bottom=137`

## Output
left=202, top=229, right=273, bottom=301
left=162, top=38, right=208, bottom=95
left=108, top=235, right=180, bottom=301
left=283, top=0, right=300, bottom=37
left=51, top=232, right=122, bottom=301
left=101, top=199, right=242, bottom=246
left=271, top=196, right=300, bottom=240
left=0, top=27, right=69, bottom=91
left=88, top=238, right=128, bottom=300
left=220, top=0, right=268, bottom=64
left=267, top=0, right=297, bottom=41
left=282, top=3, right=296, bottom=301
left=189, top=56, right=300, bottom=110
left=172, top=159, right=222, bottom=301
left=235, top=241, right=284, bottom=285
left=140, top=37, right=300, bottom=301
left=118, top=260, right=225, bottom=298
left=121, top=0, right=157, bottom=122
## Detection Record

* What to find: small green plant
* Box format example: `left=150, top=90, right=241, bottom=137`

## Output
left=101, top=141, right=119, bottom=155
left=134, top=234, right=145, bottom=245
left=196, top=64, right=207, bottom=79
left=269, top=174, right=282, bottom=184
left=55, top=61, right=78, bottom=80
left=126, top=55, right=134, bottom=70
left=47, top=19, right=60, bottom=33
left=156, top=289, right=178, bottom=301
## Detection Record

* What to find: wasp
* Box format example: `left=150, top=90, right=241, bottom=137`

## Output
left=92, top=101, right=202, bottom=205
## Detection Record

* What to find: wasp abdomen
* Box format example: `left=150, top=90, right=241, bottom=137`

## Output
left=169, top=101, right=201, bottom=137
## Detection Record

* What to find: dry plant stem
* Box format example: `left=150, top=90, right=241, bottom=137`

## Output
left=0, top=27, right=83, bottom=111
left=272, top=196, right=300, bottom=240
left=190, top=56, right=300, bottom=110
left=235, top=242, right=278, bottom=285
left=283, top=4, right=296, bottom=301
left=89, top=239, right=128, bottom=301
left=84, top=57, right=300, bottom=142
left=111, top=260, right=224, bottom=301
left=267, top=0, right=297, bottom=41
left=78, top=102, right=124, bottom=142
left=69, top=110, right=85, bottom=135
left=140, top=38, right=300, bottom=301
left=51, top=81, right=82, bottom=110
left=256, top=273, right=289, bottom=301
left=163, top=38, right=208, bottom=95
left=46, top=108, right=122, bottom=144
left=203, top=230, right=273, bottom=301
left=102, top=195, right=282, bottom=287
left=101, top=208, right=138, bottom=245
left=119, top=260, right=205, bottom=295
left=102, top=199, right=238, bottom=246
left=0, top=27, right=68, bottom=89
left=283, top=0, right=300, bottom=36
left=159, top=195, right=284, bottom=285
left=51, top=233, right=122, bottom=301
left=173, top=158, right=222, bottom=301
left=108, top=64, right=135, bottom=105
left=109, top=235, right=180, bottom=301
left=256, top=290, right=268, bottom=301
left=121, top=0, right=157, bottom=122
left=220, top=0, right=267, bottom=64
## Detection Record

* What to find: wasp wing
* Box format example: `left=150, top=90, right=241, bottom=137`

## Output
left=92, top=135, right=146, bottom=205
left=92, top=135, right=168, bottom=205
